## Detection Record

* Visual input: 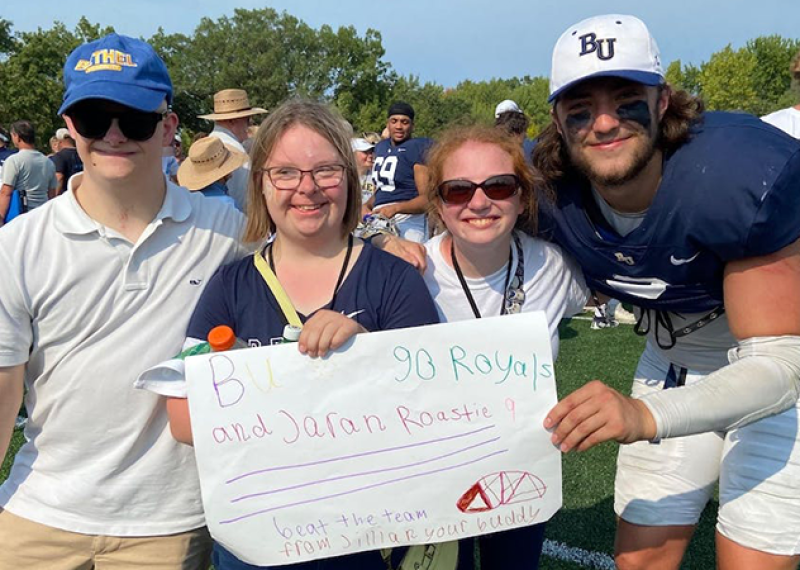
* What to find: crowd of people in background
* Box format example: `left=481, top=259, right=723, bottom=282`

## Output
left=2, top=13, right=800, bottom=570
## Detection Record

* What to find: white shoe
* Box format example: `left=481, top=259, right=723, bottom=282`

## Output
left=591, top=316, right=619, bottom=329
left=614, top=305, right=637, bottom=325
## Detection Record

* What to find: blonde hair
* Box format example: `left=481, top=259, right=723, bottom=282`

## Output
left=425, top=124, right=547, bottom=233
left=243, top=100, right=361, bottom=243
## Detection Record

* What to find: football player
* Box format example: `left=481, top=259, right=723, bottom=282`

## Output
left=538, top=14, right=800, bottom=570
left=364, top=102, right=433, bottom=242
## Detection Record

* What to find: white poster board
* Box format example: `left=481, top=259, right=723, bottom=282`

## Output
left=186, top=312, right=561, bottom=566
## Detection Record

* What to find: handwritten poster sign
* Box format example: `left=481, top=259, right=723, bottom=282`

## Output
left=185, top=312, right=561, bottom=566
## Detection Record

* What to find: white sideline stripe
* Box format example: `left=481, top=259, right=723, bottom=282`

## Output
left=569, top=315, right=634, bottom=325
left=542, top=539, right=616, bottom=569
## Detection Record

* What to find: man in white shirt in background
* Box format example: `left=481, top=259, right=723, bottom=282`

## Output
left=198, top=89, right=267, bottom=212
left=762, top=48, right=800, bottom=138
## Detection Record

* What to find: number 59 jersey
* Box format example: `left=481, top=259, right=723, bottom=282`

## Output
left=538, top=112, right=800, bottom=314
left=371, top=137, right=434, bottom=208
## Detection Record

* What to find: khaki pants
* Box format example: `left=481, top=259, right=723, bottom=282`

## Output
left=0, top=509, right=212, bottom=570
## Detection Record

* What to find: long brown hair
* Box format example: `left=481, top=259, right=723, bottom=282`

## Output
left=243, top=100, right=361, bottom=243
left=533, top=86, right=705, bottom=182
left=426, top=124, right=549, bottom=233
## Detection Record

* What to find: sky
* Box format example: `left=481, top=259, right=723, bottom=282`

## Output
left=3, top=0, right=798, bottom=87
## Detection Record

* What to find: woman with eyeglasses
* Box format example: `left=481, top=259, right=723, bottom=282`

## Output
left=161, top=100, right=476, bottom=570
left=421, top=125, right=588, bottom=569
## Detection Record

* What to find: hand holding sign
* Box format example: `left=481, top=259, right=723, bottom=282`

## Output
left=186, top=312, right=561, bottom=566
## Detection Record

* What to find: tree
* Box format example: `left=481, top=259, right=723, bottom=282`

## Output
left=150, top=8, right=394, bottom=135
left=0, top=19, right=15, bottom=59
left=0, top=18, right=113, bottom=149
left=388, top=75, right=472, bottom=138
left=322, top=26, right=394, bottom=126
left=698, top=45, right=759, bottom=113
left=665, top=60, right=701, bottom=95
left=745, top=35, right=800, bottom=115
left=507, top=77, right=551, bottom=137
left=3, top=9, right=794, bottom=150
left=450, top=77, right=525, bottom=123
left=447, top=76, right=550, bottom=137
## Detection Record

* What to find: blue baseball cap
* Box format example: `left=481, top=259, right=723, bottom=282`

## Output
left=59, top=33, right=173, bottom=115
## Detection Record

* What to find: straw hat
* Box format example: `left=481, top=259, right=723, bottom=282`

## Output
left=177, top=137, right=247, bottom=191
left=362, top=131, right=381, bottom=145
left=198, top=89, right=268, bottom=120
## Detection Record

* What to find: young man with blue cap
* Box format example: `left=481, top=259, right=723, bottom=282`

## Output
left=537, top=14, right=800, bottom=570
left=0, top=33, right=245, bottom=568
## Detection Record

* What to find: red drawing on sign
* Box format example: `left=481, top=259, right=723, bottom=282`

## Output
left=456, top=471, right=547, bottom=513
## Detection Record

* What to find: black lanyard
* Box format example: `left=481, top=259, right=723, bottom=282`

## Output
left=267, top=234, right=354, bottom=323
left=451, top=238, right=513, bottom=319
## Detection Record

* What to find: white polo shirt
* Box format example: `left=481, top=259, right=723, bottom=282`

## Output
left=0, top=177, right=246, bottom=535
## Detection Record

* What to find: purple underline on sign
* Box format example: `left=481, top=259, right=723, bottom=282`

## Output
left=225, top=424, right=497, bottom=484
left=219, top=448, right=508, bottom=525
left=230, top=435, right=502, bottom=503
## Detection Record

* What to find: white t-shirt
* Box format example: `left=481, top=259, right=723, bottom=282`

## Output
left=762, top=107, right=800, bottom=139
left=423, top=231, right=588, bottom=358
left=208, top=126, right=249, bottom=212
left=0, top=177, right=247, bottom=535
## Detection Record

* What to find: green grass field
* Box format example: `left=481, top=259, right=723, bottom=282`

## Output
left=0, top=318, right=719, bottom=569
left=541, top=318, right=718, bottom=569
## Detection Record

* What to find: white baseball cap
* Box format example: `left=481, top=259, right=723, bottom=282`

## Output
left=548, top=14, right=664, bottom=102
left=351, top=138, right=375, bottom=152
left=55, top=128, right=72, bottom=140
left=494, top=99, right=522, bottom=118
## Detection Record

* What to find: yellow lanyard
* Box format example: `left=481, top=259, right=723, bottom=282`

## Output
left=253, top=250, right=303, bottom=328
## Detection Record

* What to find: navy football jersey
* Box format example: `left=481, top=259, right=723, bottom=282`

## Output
left=371, top=137, right=433, bottom=207
left=538, top=112, right=800, bottom=313
left=0, top=147, right=16, bottom=167
left=187, top=241, right=439, bottom=346
left=522, top=138, right=536, bottom=164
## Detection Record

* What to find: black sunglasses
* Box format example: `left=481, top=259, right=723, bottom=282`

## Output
left=66, top=103, right=167, bottom=141
left=438, top=174, right=520, bottom=205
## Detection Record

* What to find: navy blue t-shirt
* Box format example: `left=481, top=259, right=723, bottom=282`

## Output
left=522, top=138, right=536, bottom=164
left=187, top=241, right=439, bottom=348
left=187, top=241, right=438, bottom=569
left=0, top=147, right=16, bottom=166
left=50, top=147, right=83, bottom=195
left=371, top=137, right=433, bottom=207
left=538, top=112, right=800, bottom=313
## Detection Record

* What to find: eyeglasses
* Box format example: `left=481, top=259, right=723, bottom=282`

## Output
left=437, top=174, right=520, bottom=205
left=66, top=103, right=167, bottom=141
left=262, top=165, right=346, bottom=190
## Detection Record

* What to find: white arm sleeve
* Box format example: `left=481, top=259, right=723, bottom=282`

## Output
left=640, top=336, right=800, bottom=439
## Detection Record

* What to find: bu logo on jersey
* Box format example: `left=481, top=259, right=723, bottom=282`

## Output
left=614, top=252, right=635, bottom=265
left=579, top=33, right=616, bottom=61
